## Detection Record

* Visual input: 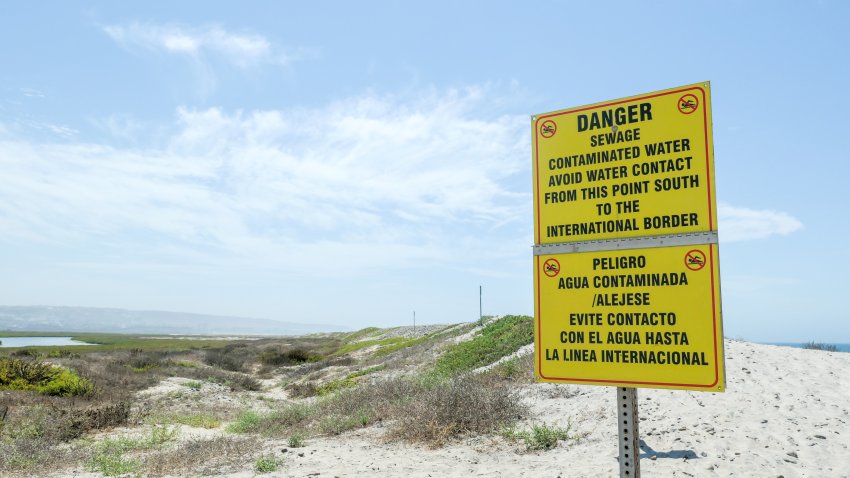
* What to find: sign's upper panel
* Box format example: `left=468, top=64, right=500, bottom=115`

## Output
left=532, top=83, right=716, bottom=245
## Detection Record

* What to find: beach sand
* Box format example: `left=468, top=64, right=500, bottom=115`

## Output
left=256, top=340, right=850, bottom=477
left=56, top=339, right=850, bottom=477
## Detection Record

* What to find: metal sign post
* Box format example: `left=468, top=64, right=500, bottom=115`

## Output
left=616, top=387, right=640, bottom=478
left=617, top=387, right=640, bottom=477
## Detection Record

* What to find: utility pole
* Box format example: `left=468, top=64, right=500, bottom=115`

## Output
left=479, top=285, right=483, bottom=325
left=413, top=310, right=416, bottom=333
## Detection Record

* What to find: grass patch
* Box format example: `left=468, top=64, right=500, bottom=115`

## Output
left=503, top=422, right=575, bottom=451
left=334, top=337, right=408, bottom=355
left=432, top=315, right=533, bottom=377
left=255, top=455, right=281, bottom=473
left=342, top=327, right=383, bottom=343
left=227, top=403, right=314, bottom=436
left=87, top=426, right=179, bottom=476
left=316, top=377, right=358, bottom=396
left=336, top=329, right=451, bottom=358
left=226, top=410, right=264, bottom=433
left=315, top=365, right=386, bottom=396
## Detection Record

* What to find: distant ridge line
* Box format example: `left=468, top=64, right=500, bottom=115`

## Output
left=0, top=305, right=349, bottom=335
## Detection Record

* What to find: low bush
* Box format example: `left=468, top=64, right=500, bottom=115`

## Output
left=255, top=455, right=280, bottom=473
left=122, top=349, right=174, bottom=372
left=203, top=348, right=247, bottom=372
left=259, top=348, right=315, bottom=366
left=503, top=422, right=575, bottom=451
left=0, top=358, right=95, bottom=397
left=287, top=433, right=305, bottom=448
left=285, top=380, right=318, bottom=398
left=56, top=401, right=132, bottom=440
left=384, top=376, right=527, bottom=446
left=803, top=342, right=839, bottom=352
left=231, top=374, right=527, bottom=447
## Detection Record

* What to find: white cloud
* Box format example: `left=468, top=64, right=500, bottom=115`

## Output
left=0, top=87, right=529, bottom=277
left=718, top=202, right=803, bottom=242
left=103, top=23, right=301, bottom=68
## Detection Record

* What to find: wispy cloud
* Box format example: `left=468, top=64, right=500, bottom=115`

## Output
left=0, top=87, right=528, bottom=277
left=718, top=202, right=803, bottom=242
left=20, top=88, right=46, bottom=98
left=1, top=85, right=800, bottom=280
left=102, top=23, right=308, bottom=68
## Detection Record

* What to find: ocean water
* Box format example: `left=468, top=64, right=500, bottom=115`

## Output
left=0, top=336, right=93, bottom=348
left=765, top=342, right=850, bottom=353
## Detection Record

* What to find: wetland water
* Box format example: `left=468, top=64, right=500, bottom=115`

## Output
left=0, top=336, right=93, bottom=347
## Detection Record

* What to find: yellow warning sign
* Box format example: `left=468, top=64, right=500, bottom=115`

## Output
left=533, top=245, right=725, bottom=391
left=532, top=82, right=717, bottom=244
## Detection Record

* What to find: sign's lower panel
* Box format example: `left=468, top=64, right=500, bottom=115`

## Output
left=534, top=244, right=725, bottom=392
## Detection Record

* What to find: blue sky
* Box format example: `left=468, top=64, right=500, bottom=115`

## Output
left=0, top=1, right=847, bottom=341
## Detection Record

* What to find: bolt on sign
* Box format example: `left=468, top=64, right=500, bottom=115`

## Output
left=532, top=83, right=725, bottom=392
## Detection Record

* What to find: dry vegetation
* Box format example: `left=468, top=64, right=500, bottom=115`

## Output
left=0, top=315, right=560, bottom=477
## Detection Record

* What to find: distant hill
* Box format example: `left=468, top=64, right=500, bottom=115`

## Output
left=0, top=306, right=348, bottom=335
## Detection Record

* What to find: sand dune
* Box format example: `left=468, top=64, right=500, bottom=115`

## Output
left=51, top=339, right=850, bottom=477
left=215, top=340, right=850, bottom=477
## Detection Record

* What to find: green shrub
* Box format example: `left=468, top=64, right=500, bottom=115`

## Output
left=287, top=433, right=305, bottom=448
left=255, top=456, right=280, bottom=473
left=0, top=358, right=95, bottom=397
